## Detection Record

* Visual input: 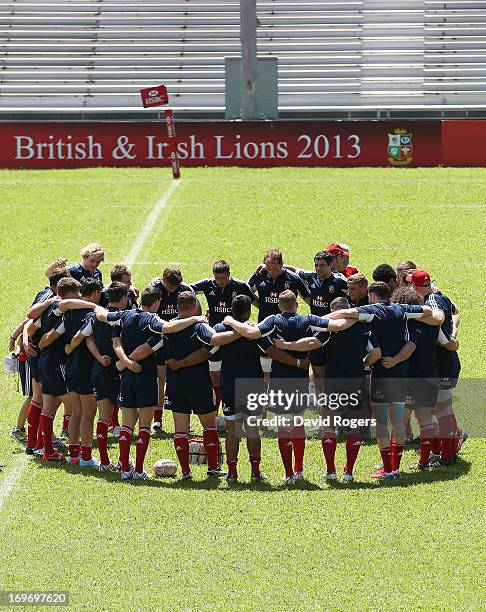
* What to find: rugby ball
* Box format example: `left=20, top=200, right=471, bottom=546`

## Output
left=189, top=438, right=207, bottom=464
left=153, top=458, right=177, bottom=477
left=216, top=415, right=227, bottom=433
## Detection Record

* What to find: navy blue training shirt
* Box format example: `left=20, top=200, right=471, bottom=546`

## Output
left=298, top=271, right=348, bottom=316
left=63, top=308, right=95, bottom=373
left=248, top=270, right=310, bottom=322
left=425, top=292, right=461, bottom=379
left=35, top=304, right=66, bottom=365
left=191, top=277, right=256, bottom=326
left=151, top=280, right=194, bottom=321
left=68, top=263, right=103, bottom=285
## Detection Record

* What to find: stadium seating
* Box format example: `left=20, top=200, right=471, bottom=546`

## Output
left=1, top=0, right=486, bottom=118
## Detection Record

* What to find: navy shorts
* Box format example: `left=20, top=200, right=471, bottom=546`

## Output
left=39, top=361, right=68, bottom=398
left=92, top=365, right=120, bottom=404
left=309, top=346, right=327, bottom=368
left=406, top=378, right=439, bottom=409
left=27, top=355, right=41, bottom=384
left=119, top=370, right=158, bottom=409
left=155, top=345, right=167, bottom=367
left=370, top=376, right=407, bottom=404
left=19, top=359, right=32, bottom=397
left=166, top=383, right=215, bottom=415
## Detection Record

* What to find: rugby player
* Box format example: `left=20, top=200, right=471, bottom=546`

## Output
left=396, top=261, right=417, bottom=287
left=274, top=296, right=381, bottom=482
left=150, top=267, right=197, bottom=434
left=347, top=273, right=369, bottom=307
left=325, top=243, right=359, bottom=278
left=285, top=251, right=348, bottom=397
left=248, top=248, right=310, bottom=323
left=224, top=290, right=354, bottom=484
left=406, top=270, right=463, bottom=465
left=372, top=264, right=398, bottom=295
left=383, top=287, right=458, bottom=470
left=45, top=242, right=104, bottom=284
left=29, top=278, right=95, bottom=461
left=95, top=287, right=207, bottom=480
left=327, top=282, right=444, bottom=479
left=9, top=319, right=31, bottom=443
left=78, top=281, right=129, bottom=470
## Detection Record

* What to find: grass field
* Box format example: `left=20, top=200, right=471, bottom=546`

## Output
left=0, top=167, right=485, bottom=611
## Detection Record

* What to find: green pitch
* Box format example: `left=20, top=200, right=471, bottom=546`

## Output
left=0, top=167, right=484, bottom=610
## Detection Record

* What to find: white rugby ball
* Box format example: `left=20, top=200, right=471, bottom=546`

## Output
left=216, top=415, right=227, bottom=433
left=153, top=459, right=177, bottom=477
left=189, top=440, right=207, bottom=464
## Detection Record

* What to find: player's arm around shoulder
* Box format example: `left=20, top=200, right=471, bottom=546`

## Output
left=223, top=315, right=263, bottom=339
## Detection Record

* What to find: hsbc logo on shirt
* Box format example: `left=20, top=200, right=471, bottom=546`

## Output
left=266, top=292, right=279, bottom=304
left=214, top=301, right=230, bottom=313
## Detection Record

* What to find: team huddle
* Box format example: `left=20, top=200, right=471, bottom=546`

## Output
left=7, top=241, right=465, bottom=483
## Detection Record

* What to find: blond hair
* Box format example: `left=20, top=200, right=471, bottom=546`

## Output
left=80, top=242, right=105, bottom=263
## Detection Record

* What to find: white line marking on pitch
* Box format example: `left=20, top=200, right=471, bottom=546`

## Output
left=0, top=179, right=180, bottom=511
left=126, top=180, right=180, bottom=266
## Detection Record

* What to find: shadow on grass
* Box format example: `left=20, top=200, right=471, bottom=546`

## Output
left=26, top=450, right=472, bottom=492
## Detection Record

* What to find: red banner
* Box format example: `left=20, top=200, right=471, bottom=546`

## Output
left=0, top=120, right=452, bottom=169
left=442, top=120, right=486, bottom=167
left=139, top=85, right=169, bottom=108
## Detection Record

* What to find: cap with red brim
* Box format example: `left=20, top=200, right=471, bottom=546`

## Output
left=406, top=269, right=433, bottom=287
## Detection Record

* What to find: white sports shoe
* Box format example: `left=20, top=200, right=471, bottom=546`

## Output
left=98, top=462, right=116, bottom=472
left=79, top=457, right=100, bottom=468
left=133, top=470, right=150, bottom=480
left=121, top=468, right=134, bottom=480
left=293, top=471, right=304, bottom=480
left=283, top=475, right=296, bottom=486
left=324, top=472, right=337, bottom=480
left=112, top=425, right=121, bottom=438
left=343, top=472, right=354, bottom=483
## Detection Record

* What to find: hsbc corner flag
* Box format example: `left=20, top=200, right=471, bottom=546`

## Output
left=139, top=84, right=180, bottom=179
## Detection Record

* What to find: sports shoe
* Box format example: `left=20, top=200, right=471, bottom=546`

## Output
left=392, top=470, right=401, bottom=478
left=121, top=468, right=135, bottom=480
left=133, top=470, right=150, bottom=480
left=427, top=453, right=441, bottom=464
left=67, top=456, right=80, bottom=465
left=34, top=447, right=44, bottom=457
left=53, top=437, right=67, bottom=452
left=343, top=471, right=354, bottom=483
left=112, top=425, right=121, bottom=438
left=457, top=430, right=468, bottom=452
left=60, top=428, right=69, bottom=440
left=98, top=462, right=117, bottom=472
left=152, top=422, right=163, bottom=437
left=42, top=451, right=66, bottom=462
left=79, top=457, right=100, bottom=468
left=293, top=471, right=305, bottom=481
left=207, top=467, right=227, bottom=478
left=226, top=473, right=238, bottom=482
left=25, top=447, right=34, bottom=456
left=181, top=471, right=193, bottom=480
left=251, top=473, right=266, bottom=482
left=116, top=458, right=134, bottom=471
left=10, top=427, right=27, bottom=443
left=429, top=455, right=457, bottom=468
left=371, top=467, right=394, bottom=480
left=324, top=472, right=337, bottom=481
left=409, top=462, right=428, bottom=471
left=283, top=475, right=296, bottom=485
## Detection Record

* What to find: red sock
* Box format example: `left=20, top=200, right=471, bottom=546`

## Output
left=174, top=432, right=190, bottom=474
left=212, top=385, right=221, bottom=411
left=249, top=456, right=261, bottom=477
left=419, top=428, right=434, bottom=465
left=135, top=428, right=151, bottom=473
left=153, top=408, right=163, bottom=424
left=81, top=444, right=92, bottom=461
left=27, top=401, right=42, bottom=449
left=291, top=425, right=306, bottom=473
left=36, top=417, right=44, bottom=450
left=118, top=426, right=133, bottom=472
left=321, top=435, right=337, bottom=474
left=40, top=413, right=55, bottom=455
left=454, top=427, right=462, bottom=454
left=380, top=447, right=392, bottom=473
left=68, top=444, right=80, bottom=458
left=278, top=428, right=294, bottom=478
left=344, top=436, right=361, bottom=473
left=431, top=436, right=442, bottom=455
left=438, top=414, right=456, bottom=460
left=62, top=413, right=71, bottom=432
left=391, top=443, right=405, bottom=471
left=203, top=427, right=219, bottom=470
left=110, top=404, right=119, bottom=428
left=96, top=420, right=110, bottom=466
left=227, top=459, right=238, bottom=478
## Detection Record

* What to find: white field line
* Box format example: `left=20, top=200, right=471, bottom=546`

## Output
left=0, top=179, right=180, bottom=512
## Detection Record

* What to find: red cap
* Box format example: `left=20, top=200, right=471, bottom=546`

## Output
left=325, top=243, right=346, bottom=257
left=405, top=269, right=432, bottom=287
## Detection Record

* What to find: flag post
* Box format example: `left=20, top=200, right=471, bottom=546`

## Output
left=140, top=84, right=181, bottom=179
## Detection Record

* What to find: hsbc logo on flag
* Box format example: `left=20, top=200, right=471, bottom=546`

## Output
left=140, top=85, right=169, bottom=108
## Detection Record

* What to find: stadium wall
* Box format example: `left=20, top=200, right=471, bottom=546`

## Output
left=0, top=120, right=484, bottom=169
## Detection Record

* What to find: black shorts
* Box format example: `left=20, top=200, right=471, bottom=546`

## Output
left=166, top=383, right=215, bottom=415
left=19, top=359, right=32, bottom=397
left=309, top=346, right=327, bottom=368
left=119, top=370, right=158, bottom=409
left=92, top=365, right=120, bottom=404
left=324, top=377, right=366, bottom=413
left=267, top=377, right=310, bottom=415
left=27, top=355, right=41, bottom=384
left=66, top=363, right=94, bottom=396
left=39, top=361, right=68, bottom=398
left=370, top=376, right=407, bottom=404
left=407, top=378, right=439, bottom=409
left=155, top=346, right=167, bottom=367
